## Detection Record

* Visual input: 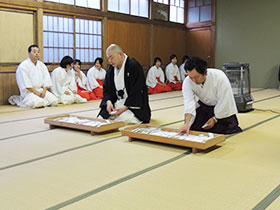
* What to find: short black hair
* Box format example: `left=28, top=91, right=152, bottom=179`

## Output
left=73, top=59, right=82, bottom=66
left=60, top=56, right=74, bottom=68
left=94, top=57, right=103, bottom=66
left=170, top=54, right=177, bottom=61
left=153, top=57, right=162, bottom=65
left=182, top=55, right=190, bottom=63
left=185, top=56, right=207, bottom=74
left=28, top=44, right=39, bottom=53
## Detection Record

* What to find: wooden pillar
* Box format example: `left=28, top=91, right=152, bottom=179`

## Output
left=36, top=1, right=43, bottom=60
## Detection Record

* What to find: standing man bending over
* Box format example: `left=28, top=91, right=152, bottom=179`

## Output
left=179, top=57, right=242, bottom=135
left=98, top=44, right=151, bottom=124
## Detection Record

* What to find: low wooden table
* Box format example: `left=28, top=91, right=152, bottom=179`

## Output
left=122, top=124, right=225, bottom=153
left=44, top=114, right=125, bottom=135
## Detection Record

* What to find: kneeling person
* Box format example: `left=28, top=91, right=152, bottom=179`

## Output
left=98, top=44, right=151, bottom=124
left=51, top=56, right=87, bottom=104
left=12, top=44, right=58, bottom=108
left=179, top=57, right=242, bottom=135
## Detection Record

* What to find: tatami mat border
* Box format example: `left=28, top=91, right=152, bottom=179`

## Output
left=252, top=184, right=280, bottom=210
left=0, top=119, right=183, bottom=171
left=0, top=94, right=183, bottom=115
left=45, top=150, right=192, bottom=210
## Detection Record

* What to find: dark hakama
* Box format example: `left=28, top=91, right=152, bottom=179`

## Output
left=191, top=101, right=242, bottom=134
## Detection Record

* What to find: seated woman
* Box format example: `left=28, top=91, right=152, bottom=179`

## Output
left=146, top=57, right=172, bottom=94
left=87, top=57, right=106, bottom=100
left=165, top=54, right=182, bottom=91
left=71, top=59, right=96, bottom=101
left=50, top=56, right=87, bottom=105
left=179, top=55, right=189, bottom=82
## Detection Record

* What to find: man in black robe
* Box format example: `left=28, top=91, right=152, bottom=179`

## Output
left=98, top=44, right=151, bottom=123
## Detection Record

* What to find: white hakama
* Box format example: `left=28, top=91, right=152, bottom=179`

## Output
left=10, top=58, right=58, bottom=108
left=51, top=67, right=86, bottom=104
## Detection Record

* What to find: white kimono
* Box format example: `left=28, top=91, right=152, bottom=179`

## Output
left=86, top=66, right=106, bottom=91
left=146, top=65, right=165, bottom=88
left=10, top=58, right=58, bottom=108
left=179, top=63, right=188, bottom=82
left=51, top=67, right=86, bottom=104
left=111, top=54, right=141, bottom=124
left=182, top=68, right=238, bottom=125
left=165, top=63, right=181, bottom=83
left=71, top=69, right=87, bottom=90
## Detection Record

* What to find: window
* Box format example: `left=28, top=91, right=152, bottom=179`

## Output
left=153, top=0, right=168, bottom=5
left=154, top=0, right=185, bottom=24
left=108, top=0, right=149, bottom=18
left=188, top=0, right=211, bottom=23
left=170, top=0, right=184, bottom=23
left=43, top=15, right=102, bottom=63
left=44, top=0, right=100, bottom=10
left=75, top=18, right=102, bottom=62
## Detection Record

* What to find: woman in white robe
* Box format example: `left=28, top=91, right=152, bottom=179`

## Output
left=87, top=57, right=106, bottom=100
left=146, top=57, right=171, bottom=94
left=9, top=44, right=58, bottom=108
left=179, top=55, right=189, bottom=82
left=71, top=59, right=96, bottom=101
left=51, top=56, right=87, bottom=105
left=165, top=54, right=182, bottom=91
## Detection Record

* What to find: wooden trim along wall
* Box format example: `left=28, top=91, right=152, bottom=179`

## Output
left=0, top=0, right=199, bottom=105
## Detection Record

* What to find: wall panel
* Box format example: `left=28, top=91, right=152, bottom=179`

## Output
left=107, top=20, right=151, bottom=68
left=0, top=72, right=19, bottom=105
left=153, top=25, right=186, bottom=67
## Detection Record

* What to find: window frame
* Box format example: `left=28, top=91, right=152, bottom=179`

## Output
left=43, top=13, right=103, bottom=64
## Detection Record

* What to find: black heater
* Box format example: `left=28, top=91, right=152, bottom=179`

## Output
left=223, top=62, right=254, bottom=112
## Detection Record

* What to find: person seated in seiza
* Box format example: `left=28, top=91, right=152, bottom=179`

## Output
left=98, top=44, right=151, bottom=124
left=87, top=57, right=106, bottom=100
left=179, top=56, right=242, bottom=135
left=51, top=56, right=87, bottom=105
left=146, top=57, right=171, bottom=94
left=10, top=44, right=58, bottom=108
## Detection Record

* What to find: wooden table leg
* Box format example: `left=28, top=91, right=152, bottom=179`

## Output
left=49, top=125, right=56, bottom=129
left=192, top=148, right=197, bottom=154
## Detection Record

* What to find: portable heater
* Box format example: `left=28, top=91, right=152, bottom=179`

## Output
left=223, top=62, right=254, bottom=112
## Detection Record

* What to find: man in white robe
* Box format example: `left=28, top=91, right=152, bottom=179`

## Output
left=10, top=44, right=58, bottom=108
left=51, top=56, right=87, bottom=105
left=165, top=54, right=182, bottom=90
left=179, top=57, right=242, bottom=135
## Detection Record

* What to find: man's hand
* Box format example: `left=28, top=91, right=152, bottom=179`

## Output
left=202, top=117, right=216, bottom=130
left=106, top=100, right=114, bottom=113
left=64, top=91, right=70, bottom=95
left=179, top=122, right=191, bottom=135
left=112, top=106, right=128, bottom=116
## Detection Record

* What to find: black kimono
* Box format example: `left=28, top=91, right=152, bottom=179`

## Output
left=98, top=57, right=151, bottom=123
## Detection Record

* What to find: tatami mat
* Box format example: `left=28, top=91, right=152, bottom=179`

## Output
left=0, top=88, right=279, bottom=210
